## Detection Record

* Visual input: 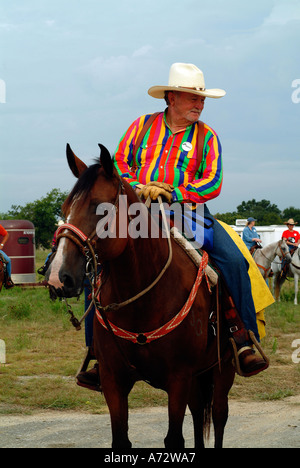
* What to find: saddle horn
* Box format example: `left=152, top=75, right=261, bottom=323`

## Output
left=98, top=143, right=114, bottom=178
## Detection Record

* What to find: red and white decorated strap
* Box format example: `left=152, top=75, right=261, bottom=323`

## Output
left=96, top=251, right=209, bottom=344
left=56, top=223, right=88, bottom=242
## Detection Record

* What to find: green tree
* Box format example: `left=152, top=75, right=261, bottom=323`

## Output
left=282, top=207, right=300, bottom=225
left=214, top=211, right=238, bottom=225
left=236, top=199, right=283, bottom=225
left=6, top=189, right=68, bottom=248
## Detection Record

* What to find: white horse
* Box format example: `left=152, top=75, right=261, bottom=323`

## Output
left=253, top=239, right=291, bottom=279
left=272, top=247, right=300, bottom=305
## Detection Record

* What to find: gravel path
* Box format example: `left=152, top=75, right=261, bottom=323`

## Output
left=0, top=396, right=299, bottom=448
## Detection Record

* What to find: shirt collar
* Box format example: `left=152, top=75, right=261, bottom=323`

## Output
left=163, top=108, right=195, bottom=134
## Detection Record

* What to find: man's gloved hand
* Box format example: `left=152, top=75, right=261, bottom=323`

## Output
left=139, top=181, right=174, bottom=203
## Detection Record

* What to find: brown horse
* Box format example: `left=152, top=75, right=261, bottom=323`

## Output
left=47, top=144, right=235, bottom=449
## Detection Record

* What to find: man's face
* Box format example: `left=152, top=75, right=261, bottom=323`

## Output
left=169, top=91, right=206, bottom=124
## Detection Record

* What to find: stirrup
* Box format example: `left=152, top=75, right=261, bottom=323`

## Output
left=75, top=347, right=102, bottom=393
left=230, top=330, right=270, bottom=377
left=76, top=346, right=95, bottom=377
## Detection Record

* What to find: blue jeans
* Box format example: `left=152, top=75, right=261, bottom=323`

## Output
left=0, top=250, right=11, bottom=277
left=204, top=206, right=260, bottom=341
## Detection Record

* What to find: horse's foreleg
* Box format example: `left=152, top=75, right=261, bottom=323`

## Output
left=164, top=378, right=191, bottom=449
left=212, top=361, right=235, bottom=449
left=101, top=371, right=134, bottom=449
left=273, top=273, right=282, bottom=302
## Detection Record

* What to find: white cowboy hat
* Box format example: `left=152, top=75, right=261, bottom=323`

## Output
left=148, top=63, right=226, bottom=99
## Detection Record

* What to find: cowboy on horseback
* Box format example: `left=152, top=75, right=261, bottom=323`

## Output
left=280, top=218, right=300, bottom=279
left=0, top=224, right=14, bottom=289
left=77, top=63, right=270, bottom=390
left=282, top=219, right=300, bottom=250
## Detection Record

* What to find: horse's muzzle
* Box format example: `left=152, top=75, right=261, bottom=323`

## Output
left=46, top=264, right=85, bottom=299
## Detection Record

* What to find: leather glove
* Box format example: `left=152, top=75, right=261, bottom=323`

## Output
left=145, top=181, right=174, bottom=192
left=140, top=184, right=174, bottom=203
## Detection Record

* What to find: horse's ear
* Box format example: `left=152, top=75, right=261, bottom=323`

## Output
left=98, top=144, right=113, bottom=178
left=66, top=144, right=87, bottom=178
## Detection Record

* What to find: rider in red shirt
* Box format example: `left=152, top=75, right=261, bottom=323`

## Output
left=282, top=219, right=300, bottom=249
left=281, top=219, right=300, bottom=279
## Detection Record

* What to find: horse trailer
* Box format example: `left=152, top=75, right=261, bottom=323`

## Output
left=0, top=220, right=36, bottom=284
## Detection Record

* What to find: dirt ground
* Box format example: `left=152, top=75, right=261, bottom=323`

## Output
left=0, top=395, right=299, bottom=449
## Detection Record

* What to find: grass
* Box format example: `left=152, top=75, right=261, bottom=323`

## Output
left=0, top=249, right=299, bottom=414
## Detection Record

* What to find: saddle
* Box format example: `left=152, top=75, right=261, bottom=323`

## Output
left=249, top=243, right=262, bottom=256
left=171, top=227, right=218, bottom=287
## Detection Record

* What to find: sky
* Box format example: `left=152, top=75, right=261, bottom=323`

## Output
left=0, top=0, right=299, bottom=215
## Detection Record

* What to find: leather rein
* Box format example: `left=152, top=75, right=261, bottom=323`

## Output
left=55, top=181, right=174, bottom=332
left=54, top=181, right=209, bottom=347
left=255, top=241, right=291, bottom=279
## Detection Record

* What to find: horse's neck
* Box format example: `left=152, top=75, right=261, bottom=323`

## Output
left=292, top=248, right=300, bottom=264
left=258, top=243, right=277, bottom=264
left=106, top=219, right=170, bottom=301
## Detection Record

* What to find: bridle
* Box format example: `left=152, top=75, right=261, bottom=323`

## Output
left=54, top=179, right=173, bottom=329
left=255, top=240, right=291, bottom=279
left=56, top=179, right=124, bottom=289
left=51, top=177, right=214, bottom=366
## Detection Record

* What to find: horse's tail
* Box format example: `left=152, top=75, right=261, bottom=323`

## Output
left=189, top=371, right=214, bottom=442
left=202, top=374, right=214, bottom=441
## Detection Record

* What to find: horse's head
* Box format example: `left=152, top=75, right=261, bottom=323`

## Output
left=46, top=144, right=130, bottom=298
left=278, top=239, right=292, bottom=263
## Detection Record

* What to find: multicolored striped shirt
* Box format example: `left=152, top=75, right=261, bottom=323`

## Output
left=114, top=111, right=223, bottom=204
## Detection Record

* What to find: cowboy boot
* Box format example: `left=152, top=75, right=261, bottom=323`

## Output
left=5, top=276, right=14, bottom=289
left=76, top=347, right=102, bottom=392
left=224, top=297, right=269, bottom=377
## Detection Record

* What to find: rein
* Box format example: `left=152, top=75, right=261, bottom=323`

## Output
left=96, top=195, right=173, bottom=313
left=255, top=241, right=291, bottom=279
left=56, top=187, right=210, bottom=346
left=55, top=187, right=173, bottom=331
left=95, top=250, right=208, bottom=345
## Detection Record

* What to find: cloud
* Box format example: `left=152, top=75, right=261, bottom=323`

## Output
left=263, top=1, right=300, bottom=25
left=0, top=0, right=299, bottom=215
left=132, top=45, right=153, bottom=58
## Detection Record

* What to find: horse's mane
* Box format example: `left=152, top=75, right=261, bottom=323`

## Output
left=62, top=162, right=101, bottom=215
